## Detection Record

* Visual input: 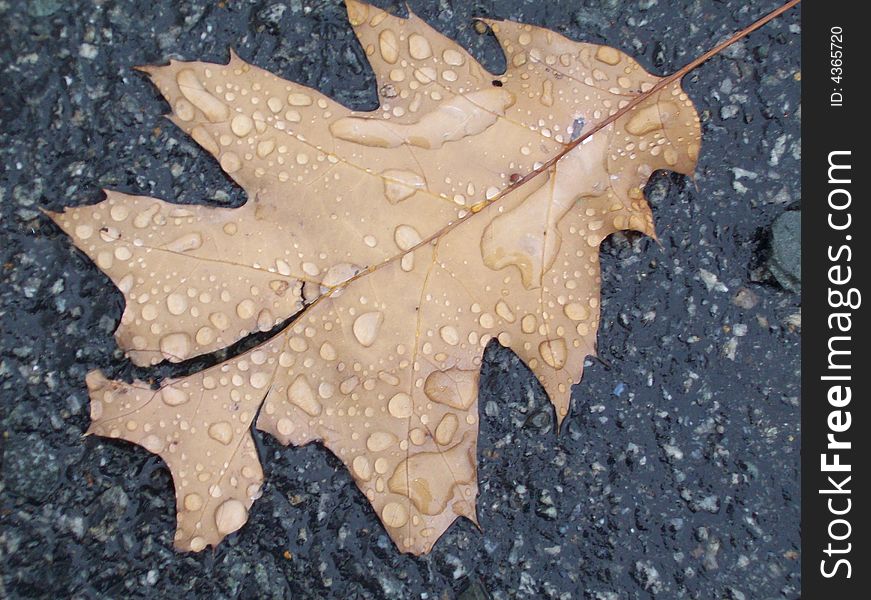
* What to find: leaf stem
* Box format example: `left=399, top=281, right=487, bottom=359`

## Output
left=507, top=0, right=802, bottom=197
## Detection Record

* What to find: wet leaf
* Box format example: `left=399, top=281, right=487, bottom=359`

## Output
left=49, top=0, right=702, bottom=554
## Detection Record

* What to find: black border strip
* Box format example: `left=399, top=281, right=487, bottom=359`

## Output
left=802, top=2, right=867, bottom=596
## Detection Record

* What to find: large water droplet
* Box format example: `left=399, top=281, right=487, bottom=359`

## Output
left=388, top=392, right=413, bottom=418
left=353, top=311, right=384, bottom=347
left=379, top=29, right=399, bottom=64
left=208, top=421, right=233, bottom=445
left=381, top=501, right=408, bottom=528
left=214, top=499, right=248, bottom=535
left=353, top=455, right=372, bottom=481
left=388, top=442, right=474, bottom=515
left=176, top=69, right=230, bottom=122
left=538, top=338, right=568, bottom=369
left=184, top=493, right=203, bottom=511
left=423, top=368, right=478, bottom=410
left=408, top=34, right=432, bottom=60
left=287, top=375, right=321, bottom=416
left=435, top=413, right=459, bottom=445
left=382, top=170, right=426, bottom=203
left=160, top=332, right=192, bottom=362
left=161, top=385, right=189, bottom=406
left=367, top=431, right=396, bottom=452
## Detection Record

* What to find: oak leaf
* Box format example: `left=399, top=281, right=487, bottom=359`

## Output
left=48, top=0, right=700, bottom=554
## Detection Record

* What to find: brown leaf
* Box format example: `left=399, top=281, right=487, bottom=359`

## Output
left=49, top=0, right=704, bottom=554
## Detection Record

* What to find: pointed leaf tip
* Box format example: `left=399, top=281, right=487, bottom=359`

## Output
left=345, top=0, right=369, bottom=26
left=132, top=64, right=159, bottom=75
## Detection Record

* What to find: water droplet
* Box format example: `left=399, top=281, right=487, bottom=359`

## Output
left=539, top=338, right=568, bottom=369
left=236, top=299, right=256, bottom=319
left=408, top=34, right=432, bottom=60
left=140, top=304, right=157, bottom=321
left=353, top=311, right=383, bottom=347
left=521, top=314, right=537, bottom=333
left=435, top=413, right=459, bottom=445
left=541, top=80, right=554, bottom=107
left=250, top=371, right=270, bottom=389
left=423, top=368, right=478, bottom=410
left=287, top=92, right=312, bottom=106
left=379, top=29, right=399, bottom=64
left=74, top=224, right=93, bottom=239
left=220, top=152, right=242, bottom=173
left=175, top=99, right=195, bottom=121
left=266, top=96, right=283, bottom=113
left=388, top=392, right=413, bottom=418
left=190, top=536, right=207, bottom=552
left=196, top=326, right=215, bottom=346
left=215, top=499, right=248, bottom=535
left=330, top=89, right=514, bottom=149
left=166, top=293, right=188, bottom=315
left=230, top=114, right=253, bottom=137
left=257, top=309, right=274, bottom=332
left=625, top=103, right=675, bottom=136
left=383, top=170, right=426, bottom=203
left=191, top=125, right=219, bottom=154
left=277, top=418, right=294, bottom=435
left=388, top=442, right=474, bottom=515
left=176, top=69, right=230, bottom=122
left=595, top=46, right=621, bottom=65
left=318, top=382, right=334, bottom=399
left=140, top=434, right=164, bottom=453
left=414, top=66, right=437, bottom=84
left=289, top=336, right=308, bottom=352
left=564, top=302, right=589, bottom=321
left=381, top=501, right=408, bottom=528
left=320, top=262, right=360, bottom=294
left=253, top=140, right=275, bottom=160
left=208, top=421, right=233, bottom=445
left=163, top=232, right=203, bottom=253
left=184, top=493, right=203, bottom=511
left=114, top=246, right=132, bottom=261
left=353, top=455, right=372, bottom=480
left=319, top=342, right=337, bottom=361
left=340, top=376, right=359, bottom=395
left=410, top=428, right=426, bottom=445
left=495, top=300, right=515, bottom=323
left=160, top=332, right=191, bottom=362
left=439, top=325, right=459, bottom=346
left=110, top=205, right=129, bottom=222
left=161, top=385, right=188, bottom=406
left=210, top=312, right=229, bottom=329
left=442, top=48, right=464, bottom=66
left=366, top=431, right=396, bottom=452
left=287, top=375, right=321, bottom=416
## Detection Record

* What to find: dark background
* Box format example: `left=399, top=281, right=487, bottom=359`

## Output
left=0, top=0, right=800, bottom=598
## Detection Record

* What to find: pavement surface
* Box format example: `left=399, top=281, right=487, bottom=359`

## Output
left=1, top=0, right=801, bottom=598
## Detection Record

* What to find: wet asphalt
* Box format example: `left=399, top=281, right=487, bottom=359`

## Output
left=0, top=0, right=800, bottom=598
